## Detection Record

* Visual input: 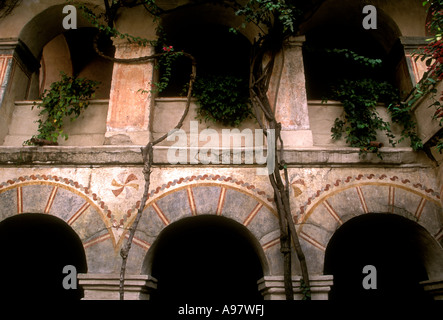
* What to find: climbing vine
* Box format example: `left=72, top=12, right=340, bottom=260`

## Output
left=80, top=0, right=328, bottom=301
left=193, top=74, right=252, bottom=127
left=411, top=0, right=443, bottom=151
left=323, top=48, right=422, bottom=157
left=24, top=72, right=100, bottom=145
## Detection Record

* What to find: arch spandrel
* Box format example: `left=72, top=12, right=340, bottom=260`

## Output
left=0, top=175, right=116, bottom=272
left=296, top=175, right=443, bottom=275
left=122, top=181, right=281, bottom=276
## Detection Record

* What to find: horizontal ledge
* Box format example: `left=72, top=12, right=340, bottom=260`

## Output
left=0, top=146, right=432, bottom=167
left=15, top=99, right=110, bottom=105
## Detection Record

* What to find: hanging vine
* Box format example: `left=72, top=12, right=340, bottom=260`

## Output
left=80, top=0, right=327, bottom=300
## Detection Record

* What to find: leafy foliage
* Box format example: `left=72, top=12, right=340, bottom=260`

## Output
left=329, top=79, right=397, bottom=155
left=233, top=0, right=302, bottom=34
left=412, top=1, right=443, bottom=151
left=152, top=46, right=184, bottom=93
left=327, top=50, right=422, bottom=156
left=193, top=74, right=252, bottom=127
left=24, top=72, right=100, bottom=145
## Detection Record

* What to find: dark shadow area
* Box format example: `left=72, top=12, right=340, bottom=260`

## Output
left=303, top=26, right=393, bottom=100
left=150, top=215, right=264, bottom=302
left=157, top=23, right=251, bottom=96
left=0, top=213, right=87, bottom=301
left=324, top=213, right=431, bottom=301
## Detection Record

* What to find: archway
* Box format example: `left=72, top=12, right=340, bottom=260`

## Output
left=300, top=1, right=403, bottom=99
left=158, top=4, right=251, bottom=96
left=17, top=4, right=114, bottom=100
left=324, top=213, right=434, bottom=301
left=147, top=215, right=264, bottom=302
left=0, top=213, right=87, bottom=300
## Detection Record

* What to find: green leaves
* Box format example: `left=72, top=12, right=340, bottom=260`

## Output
left=233, top=0, right=302, bottom=35
left=193, top=74, right=252, bottom=127
left=24, top=72, right=100, bottom=145
left=329, top=78, right=422, bottom=157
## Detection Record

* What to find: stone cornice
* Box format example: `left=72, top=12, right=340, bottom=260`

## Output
left=0, top=146, right=434, bottom=168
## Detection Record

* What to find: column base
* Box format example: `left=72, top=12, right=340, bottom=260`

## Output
left=258, top=275, right=333, bottom=300
left=78, top=273, right=157, bottom=300
left=104, top=131, right=151, bottom=145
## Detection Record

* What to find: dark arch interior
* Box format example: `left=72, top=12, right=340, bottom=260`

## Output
left=324, top=213, right=431, bottom=301
left=63, top=27, right=115, bottom=77
left=149, top=215, right=264, bottom=302
left=303, top=25, right=394, bottom=100
left=0, top=213, right=87, bottom=300
left=157, top=22, right=251, bottom=96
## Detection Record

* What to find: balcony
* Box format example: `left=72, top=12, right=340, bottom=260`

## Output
left=2, top=99, right=109, bottom=146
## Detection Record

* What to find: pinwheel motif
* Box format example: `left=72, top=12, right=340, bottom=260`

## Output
left=112, top=173, right=139, bottom=198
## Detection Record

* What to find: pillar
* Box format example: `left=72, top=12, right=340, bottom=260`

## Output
left=269, top=35, right=313, bottom=148
left=105, top=40, right=155, bottom=145
left=0, top=38, right=39, bottom=145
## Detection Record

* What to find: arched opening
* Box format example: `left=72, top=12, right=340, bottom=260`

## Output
left=0, top=213, right=87, bottom=300
left=39, top=27, right=114, bottom=99
left=301, top=2, right=403, bottom=100
left=18, top=4, right=114, bottom=100
left=157, top=5, right=251, bottom=97
left=324, top=213, right=435, bottom=301
left=146, top=215, right=264, bottom=302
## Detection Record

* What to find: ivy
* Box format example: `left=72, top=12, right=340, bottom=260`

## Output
left=324, top=47, right=423, bottom=157
left=192, top=74, right=252, bottom=127
left=329, top=78, right=397, bottom=156
left=24, top=72, right=100, bottom=145
left=412, top=1, right=443, bottom=152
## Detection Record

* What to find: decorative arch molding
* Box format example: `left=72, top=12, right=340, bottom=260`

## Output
left=0, top=174, right=116, bottom=255
left=121, top=176, right=282, bottom=276
left=296, top=174, right=443, bottom=275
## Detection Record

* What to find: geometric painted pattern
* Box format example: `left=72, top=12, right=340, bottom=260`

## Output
left=121, top=173, right=274, bottom=227
left=123, top=183, right=282, bottom=275
left=294, top=176, right=443, bottom=275
left=0, top=176, right=114, bottom=249
left=297, top=174, right=441, bottom=217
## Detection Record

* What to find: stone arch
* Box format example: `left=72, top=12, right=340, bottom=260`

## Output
left=18, top=3, right=101, bottom=60
left=144, top=215, right=265, bottom=301
left=0, top=212, right=87, bottom=300
left=157, top=3, right=253, bottom=96
left=122, top=182, right=283, bottom=276
left=301, top=0, right=404, bottom=100
left=297, top=175, right=443, bottom=275
left=17, top=3, right=113, bottom=99
left=323, top=213, right=439, bottom=300
left=0, top=175, right=116, bottom=273
left=159, top=2, right=259, bottom=44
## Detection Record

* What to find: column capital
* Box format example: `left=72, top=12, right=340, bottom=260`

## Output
left=78, top=273, right=158, bottom=300
left=284, top=35, right=306, bottom=48
left=420, top=277, right=443, bottom=300
left=257, top=275, right=333, bottom=300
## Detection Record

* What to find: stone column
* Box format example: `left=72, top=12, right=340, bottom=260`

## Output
left=270, top=35, right=313, bottom=148
left=0, top=39, right=40, bottom=144
left=105, top=41, right=155, bottom=145
left=78, top=273, right=158, bottom=300
left=257, top=275, right=333, bottom=300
